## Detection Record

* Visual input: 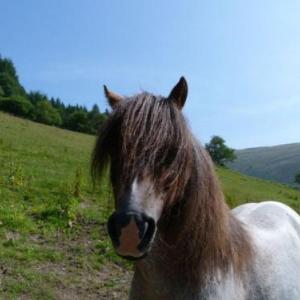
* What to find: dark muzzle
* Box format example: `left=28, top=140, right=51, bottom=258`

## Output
left=107, top=211, right=156, bottom=259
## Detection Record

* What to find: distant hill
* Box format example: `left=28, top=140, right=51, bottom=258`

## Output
left=228, top=143, right=300, bottom=186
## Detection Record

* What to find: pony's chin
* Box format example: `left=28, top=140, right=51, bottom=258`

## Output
left=118, top=252, right=148, bottom=261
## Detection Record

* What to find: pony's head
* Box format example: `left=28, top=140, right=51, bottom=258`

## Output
left=92, top=77, right=194, bottom=259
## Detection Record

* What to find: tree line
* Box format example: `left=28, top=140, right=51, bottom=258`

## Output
left=0, top=54, right=242, bottom=168
left=0, top=55, right=107, bottom=134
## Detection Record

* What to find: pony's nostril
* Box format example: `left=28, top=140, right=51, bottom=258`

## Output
left=134, top=216, right=148, bottom=240
left=138, top=217, right=156, bottom=252
left=139, top=221, right=148, bottom=240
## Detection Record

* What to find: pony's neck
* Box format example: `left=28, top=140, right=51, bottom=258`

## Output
left=134, top=144, right=252, bottom=294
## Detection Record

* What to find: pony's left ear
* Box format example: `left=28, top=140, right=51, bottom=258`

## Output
left=103, top=85, right=124, bottom=109
left=168, top=76, right=188, bottom=110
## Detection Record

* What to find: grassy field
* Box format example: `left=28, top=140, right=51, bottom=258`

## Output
left=0, top=111, right=299, bottom=299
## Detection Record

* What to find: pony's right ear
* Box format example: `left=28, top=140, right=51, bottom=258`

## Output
left=103, top=85, right=124, bottom=109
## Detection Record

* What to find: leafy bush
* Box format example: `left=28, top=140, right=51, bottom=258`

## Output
left=65, top=110, right=88, bottom=132
left=33, top=100, right=62, bottom=126
left=0, top=96, right=33, bottom=117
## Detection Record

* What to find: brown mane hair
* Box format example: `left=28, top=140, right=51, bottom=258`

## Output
left=91, top=92, right=253, bottom=288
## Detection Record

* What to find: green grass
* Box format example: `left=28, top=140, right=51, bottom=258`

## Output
left=219, top=167, right=300, bottom=212
left=0, top=111, right=299, bottom=299
left=0, top=112, right=126, bottom=299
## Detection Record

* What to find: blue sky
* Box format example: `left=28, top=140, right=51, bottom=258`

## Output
left=1, top=0, right=300, bottom=149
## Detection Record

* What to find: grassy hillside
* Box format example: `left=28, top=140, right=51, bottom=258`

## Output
left=0, top=112, right=299, bottom=299
left=228, top=143, right=300, bottom=186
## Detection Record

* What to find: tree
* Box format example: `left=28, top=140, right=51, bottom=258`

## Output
left=0, top=57, right=26, bottom=97
left=205, top=136, right=236, bottom=167
left=65, top=110, right=88, bottom=133
left=87, top=104, right=105, bottom=134
left=0, top=85, right=4, bottom=97
left=0, top=96, right=34, bottom=117
left=33, top=100, right=62, bottom=126
left=295, top=172, right=300, bottom=185
left=28, top=91, right=48, bottom=105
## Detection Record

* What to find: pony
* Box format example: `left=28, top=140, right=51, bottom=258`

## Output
left=92, top=77, right=300, bottom=299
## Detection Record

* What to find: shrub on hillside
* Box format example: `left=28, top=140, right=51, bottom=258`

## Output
left=33, top=100, right=62, bottom=126
left=65, top=110, right=88, bottom=133
left=87, top=105, right=106, bottom=134
left=0, top=96, right=34, bottom=117
left=0, top=86, right=4, bottom=97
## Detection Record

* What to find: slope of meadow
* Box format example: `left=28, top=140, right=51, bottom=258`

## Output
left=228, top=143, right=300, bottom=186
left=0, top=112, right=299, bottom=299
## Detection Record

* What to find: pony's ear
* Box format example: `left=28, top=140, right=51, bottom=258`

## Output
left=168, top=77, right=188, bottom=110
left=103, top=85, right=124, bottom=109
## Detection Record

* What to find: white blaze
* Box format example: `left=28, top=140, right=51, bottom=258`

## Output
left=130, top=178, right=164, bottom=222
